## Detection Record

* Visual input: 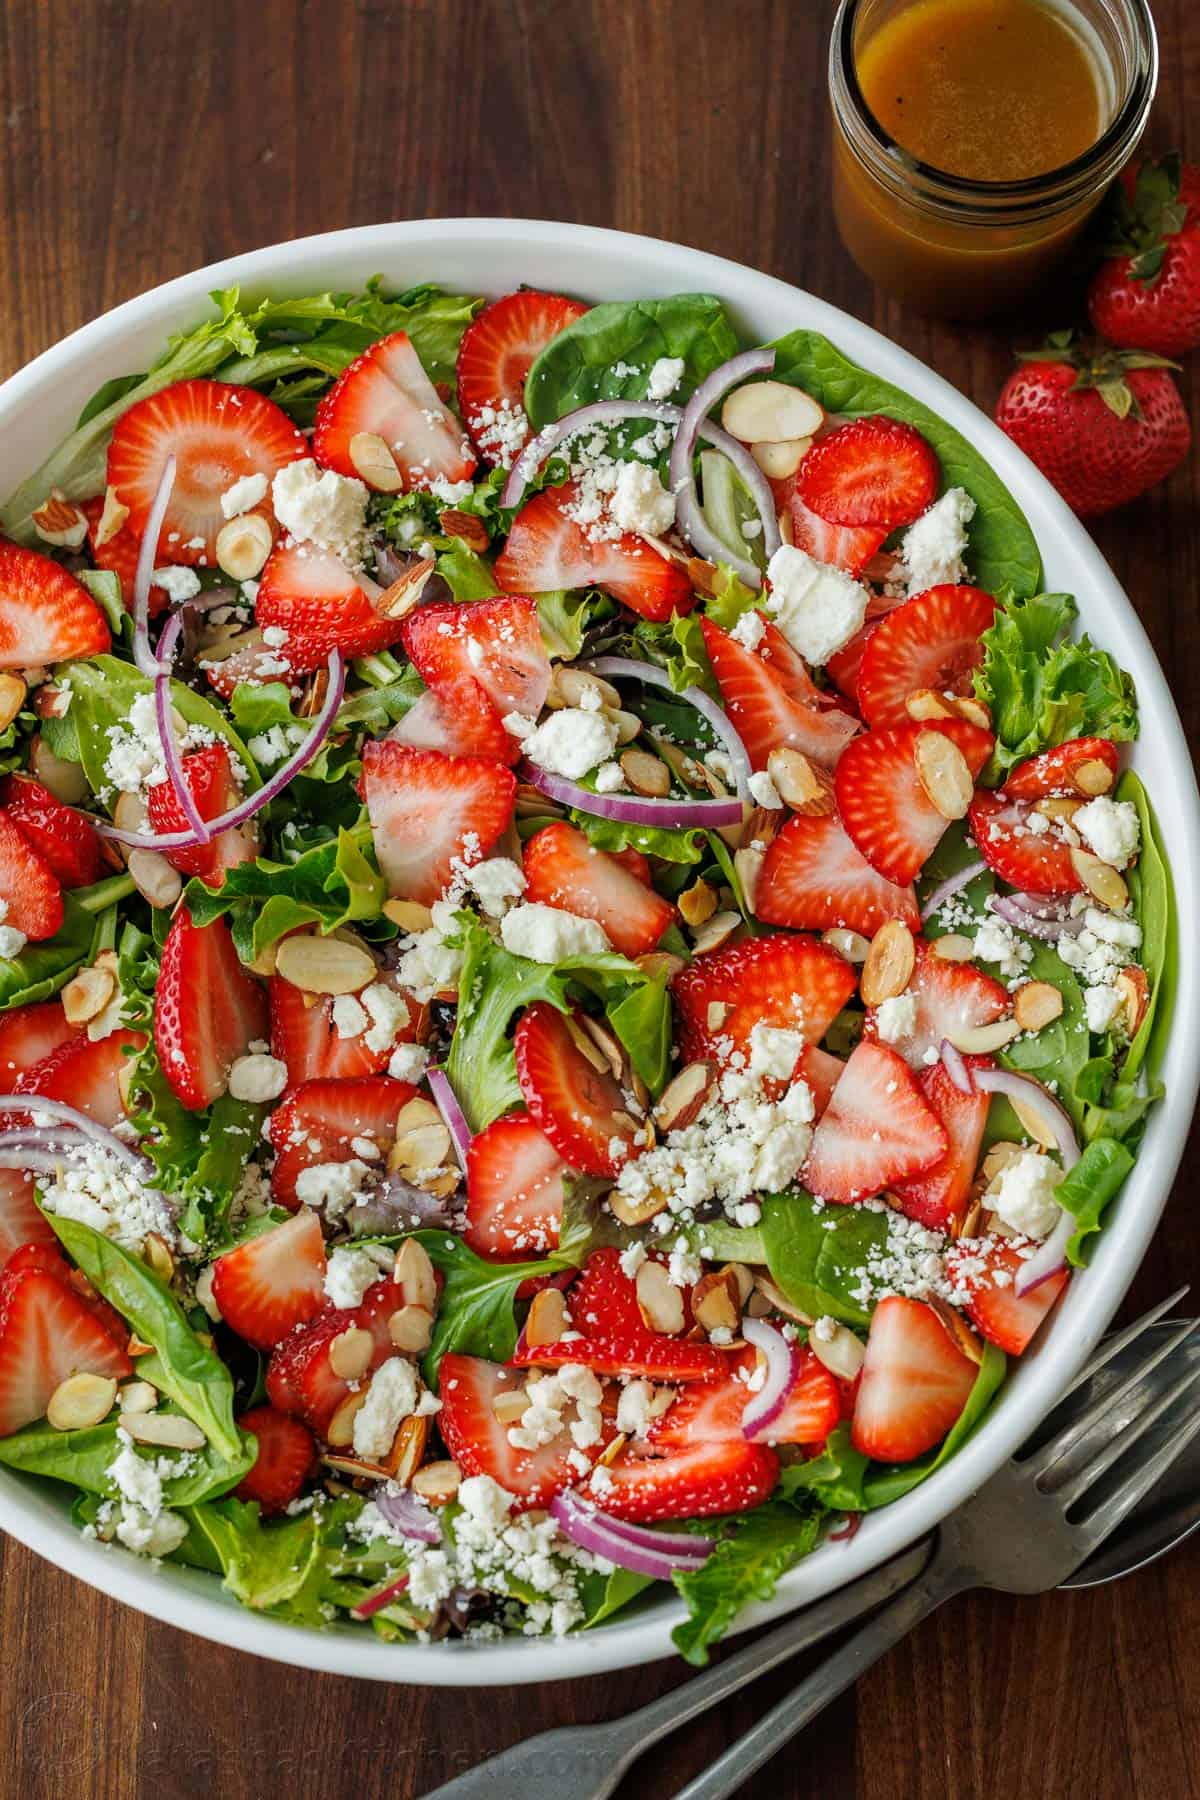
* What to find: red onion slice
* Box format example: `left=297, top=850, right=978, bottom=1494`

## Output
left=427, top=1068, right=470, bottom=1171
left=373, top=1482, right=442, bottom=1544
left=741, top=1316, right=801, bottom=1440
left=581, top=654, right=753, bottom=805
left=132, top=456, right=177, bottom=679
left=939, top=1039, right=972, bottom=1096
left=0, top=1099, right=156, bottom=1175
left=920, top=860, right=987, bottom=924
left=829, top=1512, right=863, bottom=1543
left=1011, top=1208, right=1076, bottom=1298
left=503, top=400, right=685, bottom=511
left=350, top=1571, right=411, bottom=1621
left=550, top=1492, right=714, bottom=1578
left=519, top=759, right=742, bottom=828
left=970, top=1066, right=1081, bottom=1172
left=988, top=894, right=1084, bottom=941
left=154, top=611, right=213, bottom=846
left=668, top=348, right=780, bottom=586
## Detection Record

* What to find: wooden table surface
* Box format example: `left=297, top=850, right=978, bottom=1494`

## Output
left=0, top=2, right=1197, bottom=1795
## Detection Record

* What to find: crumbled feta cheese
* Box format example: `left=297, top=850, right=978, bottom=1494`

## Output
left=593, top=761, right=626, bottom=794
left=395, top=907, right=464, bottom=1003
left=388, top=1042, right=431, bottom=1082
left=615, top=1379, right=658, bottom=1436
left=748, top=1022, right=807, bottom=1081
left=152, top=565, right=202, bottom=603
left=521, top=706, right=620, bottom=780
left=618, top=1240, right=647, bottom=1280
left=1084, top=983, right=1121, bottom=1034
left=220, top=472, right=269, bottom=519
left=874, top=992, right=918, bottom=1044
left=501, top=903, right=611, bottom=962
left=502, top=711, right=536, bottom=741
left=466, top=856, right=526, bottom=918
left=0, top=925, right=27, bottom=960
left=765, top=546, right=869, bottom=666
left=353, top=1356, right=419, bottom=1461
left=730, top=608, right=766, bottom=651
left=900, top=487, right=976, bottom=594
left=324, top=1243, right=392, bottom=1310
left=105, top=1429, right=189, bottom=1559
left=748, top=769, right=783, bottom=809
left=360, top=982, right=412, bottom=1053
left=467, top=399, right=529, bottom=469
left=39, top=1143, right=176, bottom=1253
left=1074, top=796, right=1140, bottom=870
left=989, top=1150, right=1062, bottom=1240
left=608, top=462, right=676, bottom=536
left=331, top=994, right=369, bottom=1039
left=646, top=356, right=685, bottom=401
left=972, top=915, right=1034, bottom=981
left=294, top=1157, right=372, bottom=1220
left=271, top=458, right=369, bottom=567
left=227, top=1053, right=289, bottom=1103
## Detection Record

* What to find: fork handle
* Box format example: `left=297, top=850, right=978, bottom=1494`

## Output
left=673, top=1561, right=966, bottom=1800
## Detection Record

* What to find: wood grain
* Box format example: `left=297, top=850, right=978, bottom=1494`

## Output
left=0, top=3, right=1196, bottom=1796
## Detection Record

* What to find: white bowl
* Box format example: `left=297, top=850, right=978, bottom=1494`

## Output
left=1, top=219, right=1196, bottom=1685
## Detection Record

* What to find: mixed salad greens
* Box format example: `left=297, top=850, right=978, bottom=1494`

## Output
left=0, top=277, right=1174, bottom=1663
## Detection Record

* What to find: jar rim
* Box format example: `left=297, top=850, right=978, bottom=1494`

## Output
left=829, top=0, right=1159, bottom=218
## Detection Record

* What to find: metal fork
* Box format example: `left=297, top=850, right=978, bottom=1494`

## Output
left=422, top=1291, right=1200, bottom=1800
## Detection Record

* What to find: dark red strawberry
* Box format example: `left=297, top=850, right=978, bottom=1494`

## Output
left=522, top=822, right=676, bottom=959
left=851, top=1295, right=978, bottom=1463
left=672, top=932, right=856, bottom=1068
left=391, top=674, right=518, bottom=765
left=863, top=940, right=1009, bottom=1072
left=269, top=970, right=425, bottom=1088
left=802, top=1038, right=947, bottom=1205
left=456, top=290, right=589, bottom=463
left=949, top=1241, right=1070, bottom=1355
left=234, top=1405, right=318, bottom=1514
left=0, top=1266, right=132, bottom=1435
left=0, top=813, right=63, bottom=942
left=1087, top=154, right=1200, bottom=358
left=360, top=741, right=516, bottom=906
left=856, top=586, right=996, bottom=730
left=255, top=540, right=402, bottom=673
left=755, top=811, right=920, bottom=936
left=16, top=1028, right=145, bottom=1128
left=437, top=1353, right=599, bottom=1511
left=266, top=1273, right=416, bottom=1437
left=797, top=417, right=939, bottom=530
left=145, top=745, right=258, bottom=885
left=494, top=485, right=693, bottom=624
left=514, top=1004, right=641, bottom=1178
left=464, top=1111, right=566, bottom=1259
left=511, top=1249, right=730, bottom=1381
left=0, top=541, right=110, bottom=669
left=401, top=593, right=551, bottom=719
left=210, top=1209, right=328, bottom=1352
left=594, top=1436, right=779, bottom=1523
left=107, top=379, right=305, bottom=563
left=889, top=1055, right=991, bottom=1230
left=267, top=1076, right=417, bottom=1209
left=0, top=999, right=78, bottom=1081
left=312, top=330, right=476, bottom=491
left=785, top=490, right=887, bottom=578
left=154, top=908, right=269, bottom=1111
left=835, top=718, right=993, bottom=887
left=968, top=789, right=1081, bottom=897
left=650, top=1349, right=840, bottom=1448
left=81, top=496, right=164, bottom=614
left=699, top=616, right=860, bottom=769
left=1002, top=737, right=1119, bottom=801
left=0, top=775, right=102, bottom=888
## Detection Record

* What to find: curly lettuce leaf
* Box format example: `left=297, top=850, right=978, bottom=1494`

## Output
left=671, top=1498, right=824, bottom=1666
left=184, top=825, right=385, bottom=963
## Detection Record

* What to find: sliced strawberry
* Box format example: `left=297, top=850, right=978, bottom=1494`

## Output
left=0, top=541, right=110, bottom=668
left=825, top=589, right=907, bottom=702
left=797, top=417, right=939, bottom=531
left=269, top=971, right=425, bottom=1088
left=836, top=719, right=994, bottom=886
left=0, top=775, right=103, bottom=889
left=756, top=811, right=920, bottom=936
left=0, top=1177, right=56, bottom=1265
left=889, top=1056, right=992, bottom=1229
left=650, top=1349, right=840, bottom=1448
left=0, top=1000, right=78, bottom=1080
left=266, top=1274, right=414, bottom=1435
left=438, top=1353, right=597, bottom=1511
left=255, top=540, right=401, bottom=673
left=494, top=485, right=693, bottom=624
left=107, top=379, right=305, bottom=564
left=0, top=812, right=64, bottom=943
left=949, top=1241, right=1069, bottom=1355
left=0, top=1266, right=132, bottom=1435
left=672, top=932, right=856, bottom=1068
left=456, top=290, right=589, bottom=462
left=522, top=822, right=676, bottom=959
left=401, top=593, right=551, bottom=719
left=967, top=789, right=1081, bottom=897
left=856, top=586, right=996, bottom=730
left=796, top=1044, right=846, bottom=1118
left=391, top=675, right=518, bottom=765
left=802, top=1038, right=947, bottom=1205
left=200, top=629, right=292, bottom=699
left=154, top=908, right=269, bottom=1111
left=360, top=741, right=516, bottom=906
left=16, top=1028, right=145, bottom=1128
left=312, top=330, right=476, bottom=492
left=145, top=745, right=258, bottom=885
left=81, top=496, right=164, bottom=615
left=786, top=490, right=888, bottom=578
left=234, top=1405, right=318, bottom=1514
left=514, top=1004, right=640, bottom=1178
left=3, top=1241, right=127, bottom=1343
left=512, top=1248, right=730, bottom=1382
left=210, top=1209, right=327, bottom=1352
left=594, top=1436, right=779, bottom=1523
left=699, top=617, right=860, bottom=769
left=851, top=1295, right=978, bottom=1463
left=863, top=939, right=1009, bottom=1071
left=267, top=1075, right=416, bottom=1208
left=1003, top=738, right=1120, bottom=801
left=464, top=1111, right=566, bottom=1258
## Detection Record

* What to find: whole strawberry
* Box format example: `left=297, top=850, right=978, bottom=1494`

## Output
left=994, top=331, right=1191, bottom=518
left=1088, top=152, right=1200, bottom=357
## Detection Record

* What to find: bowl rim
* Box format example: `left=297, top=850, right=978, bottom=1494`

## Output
left=0, top=216, right=1196, bottom=1686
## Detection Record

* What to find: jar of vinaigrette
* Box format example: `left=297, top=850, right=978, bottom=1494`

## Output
left=829, top=0, right=1158, bottom=318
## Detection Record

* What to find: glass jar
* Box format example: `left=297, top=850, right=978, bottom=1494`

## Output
left=829, top=0, right=1158, bottom=320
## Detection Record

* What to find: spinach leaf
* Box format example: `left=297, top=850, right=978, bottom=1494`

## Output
left=768, top=329, right=1043, bottom=599
left=1063, top=1137, right=1136, bottom=1265
left=580, top=1564, right=657, bottom=1629
left=778, top=1423, right=870, bottom=1513
left=996, top=939, right=1090, bottom=1128
left=56, top=656, right=260, bottom=800
left=180, top=1497, right=327, bottom=1621
left=184, top=825, right=385, bottom=963
left=47, top=1217, right=246, bottom=1463
left=862, top=1343, right=1006, bottom=1508
left=538, top=589, right=613, bottom=660
left=630, top=612, right=719, bottom=699
left=1119, top=770, right=1176, bottom=1088
left=671, top=1498, right=824, bottom=1666
left=412, top=1232, right=570, bottom=1382
left=525, top=295, right=740, bottom=429
left=0, top=1413, right=250, bottom=1503
left=758, top=1191, right=889, bottom=1328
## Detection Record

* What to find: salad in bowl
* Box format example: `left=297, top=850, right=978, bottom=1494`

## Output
left=0, top=273, right=1175, bottom=1665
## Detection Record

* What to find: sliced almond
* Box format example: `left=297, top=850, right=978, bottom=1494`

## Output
left=126, top=1333, right=155, bottom=1358
left=349, top=431, right=404, bottom=491
left=120, top=1410, right=207, bottom=1451
left=143, top=1233, right=175, bottom=1284
left=653, top=1062, right=715, bottom=1133
left=1013, top=981, right=1064, bottom=1033
left=752, top=1273, right=812, bottom=1325
left=94, top=484, right=130, bottom=547
left=549, top=665, right=621, bottom=711
left=635, top=950, right=686, bottom=983
left=394, top=1238, right=437, bottom=1311
left=952, top=696, right=991, bottom=731
left=958, top=1198, right=984, bottom=1240
left=246, top=940, right=280, bottom=978
left=679, top=878, right=718, bottom=929
left=931, top=933, right=975, bottom=962
left=525, top=1286, right=569, bottom=1348
left=438, top=509, right=488, bottom=552
left=62, top=963, right=117, bottom=1027
left=47, top=1371, right=118, bottom=1431
left=326, top=1388, right=369, bottom=1449
left=1070, top=847, right=1129, bottom=911
left=1115, top=965, right=1149, bottom=1039
left=215, top=512, right=273, bottom=581
left=275, top=932, right=376, bottom=996
left=1073, top=758, right=1115, bottom=797
left=981, top=1140, right=1024, bottom=1189
left=860, top=920, right=915, bottom=1006
left=329, top=1325, right=374, bottom=1381
left=1035, top=795, right=1081, bottom=821
left=32, top=489, right=88, bottom=549
left=635, top=1261, right=685, bottom=1336
left=30, top=733, right=90, bottom=804
left=376, top=557, right=436, bottom=620
left=385, top=1413, right=429, bottom=1486
left=564, top=1015, right=610, bottom=1074
left=411, top=1458, right=462, bottom=1504
left=750, top=437, right=812, bottom=479
left=720, top=380, right=824, bottom=445
left=421, top=1165, right=461, bottom=1201
left=765, top=748, right=835, bottom=815
left=927, top=1294, right=984, bottom=1365
left=777, top=507, right=794, bottom=547
left=905, top=688, right=955, bottom=723
left=607, top=708, right=642, bottom=745
left=382, top=897, right=435, bottom=933
left=321, top=1452, right=388, bottom=1482
left=608, top=1186, right=670, bottom=1226
left=914, top=729, right=973, bottom=821
left=388, top=1304, right=434, bottom=1353
left=686, top=556, right=719, bottom=598
left=734, top=847, right=764, bottom=915
left=388, top=1095, right=452, bottom=1178
left=0, top=673, right=26, bottom=733
left=808, top=1321, right=866, bottom=1383
left=578, top=1014, right=626, bottom=1082
left=620, top=748, right=671, bottom=798
left=117, top=1380, right=158, bottom=1415
left=127, top=848, right=182, bottom=910
left=706, top=1000, right=730, bottom=1032
left=691, top=1267, right=741, bottom=1336
left=944, top=1017, right=1021, bottom=1054
left=492, top=1386, right=530, bottom=1427
left=821, top=927, right=870, bottom=964
left=722, top=1262, right=755, bottom=1305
